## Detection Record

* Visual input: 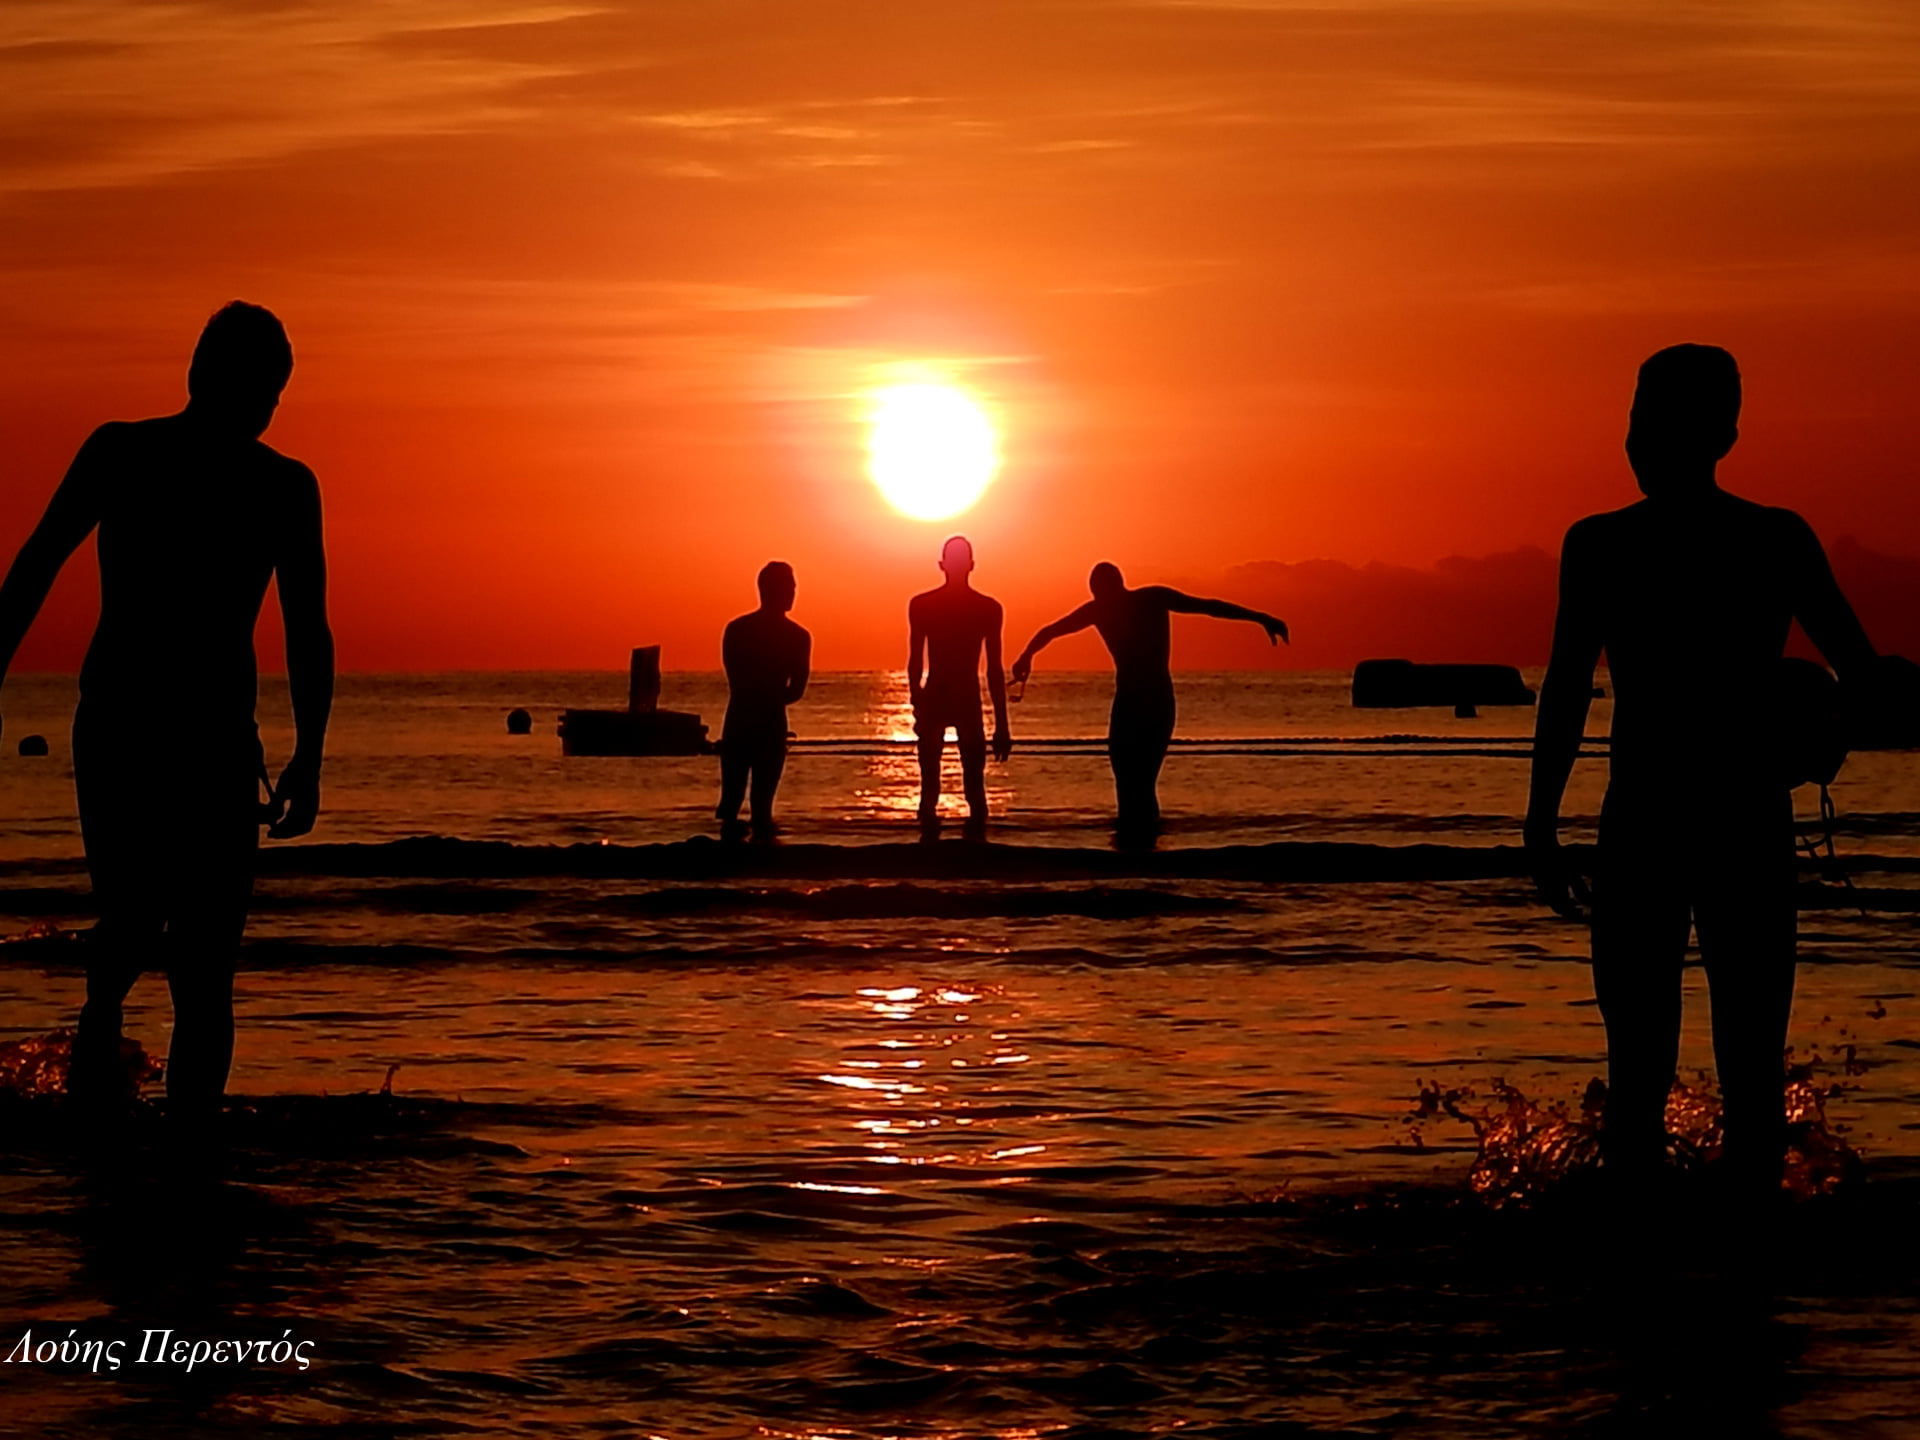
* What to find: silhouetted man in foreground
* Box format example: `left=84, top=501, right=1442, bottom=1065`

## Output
left=1013, top=564, right=1287, bottom=840
left=908, top=536, right=1011, bottom=835
left=1527, top=343, right=1874, bottom=1198
left=0, top=302, right=334, bottom=1120
left=717, top=561, right=810, bottom=840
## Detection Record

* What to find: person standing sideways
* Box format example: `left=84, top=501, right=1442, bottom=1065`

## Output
left=0, top=302, right=334, bottom=1122
left=716, top=561, right=810, bottom=841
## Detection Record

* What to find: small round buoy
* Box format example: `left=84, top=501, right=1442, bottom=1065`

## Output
left=506, top=708, right=533, bottom=735
left=17, top=735, right=49, bottom=757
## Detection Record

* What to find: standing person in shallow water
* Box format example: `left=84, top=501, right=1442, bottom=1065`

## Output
left=1012, top=565, right=1287, bottom=843
left=1527, top=343, right=1876, bottom=1200
left=908, top=536, right=1012, bottom=836
left=0, top=301, right=334, bottom=1120
left=716, top=560, right=810, bottom=841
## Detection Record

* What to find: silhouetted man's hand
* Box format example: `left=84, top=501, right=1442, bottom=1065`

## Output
left=1010, top=654, right=1033, bottom=685
left=268, top=761, right=321, bottom=839
left=992, top=727, right=1012, bottom=763
left=1262, top=616, right=1289, bottom=645
left=1524, top=817, right=1590, bottom=920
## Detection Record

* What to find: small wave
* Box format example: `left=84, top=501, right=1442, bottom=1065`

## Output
left=609, top=883, right=1249, bottom=921
left=251, top=834, right=1534, bottom=883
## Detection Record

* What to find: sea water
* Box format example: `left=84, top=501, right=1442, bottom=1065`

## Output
left=2, top=670, right=1919, bottom=1437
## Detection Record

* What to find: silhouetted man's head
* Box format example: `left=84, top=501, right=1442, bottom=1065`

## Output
left=187, top=301, right=293, bottom=439
left=1089, top=562, right=1125, bottom=600
left=758, top=560, right=796, bottom=613
left=940, top=536, right=975, bottom=579
left=1626, top=344, right=1740, bottom=497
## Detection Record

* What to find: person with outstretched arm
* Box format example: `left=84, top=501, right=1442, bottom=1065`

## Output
left=1012, top=563, right=1287, bottom=841
left=1527, top=343, right=1875, bottom=1202
left=0, top=301, right=334, bottom=1121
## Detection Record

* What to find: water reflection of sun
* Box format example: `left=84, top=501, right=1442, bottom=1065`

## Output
left=808, top=983, right=1039, bottom=1175
left=852, top=674, right=1014, bottom=821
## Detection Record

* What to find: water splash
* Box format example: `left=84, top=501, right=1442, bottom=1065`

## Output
left=0, top=1028, right=160, bottom=1102
left=1410, top=1054, right=1865, bottom=1207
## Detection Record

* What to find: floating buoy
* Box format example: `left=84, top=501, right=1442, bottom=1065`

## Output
left=17, top=735, right=48, bottom=757
left=506, top=708, right=533, bottom=735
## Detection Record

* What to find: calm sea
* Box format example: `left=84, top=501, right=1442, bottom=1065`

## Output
left=3, top=670, right=1919, bottom=1438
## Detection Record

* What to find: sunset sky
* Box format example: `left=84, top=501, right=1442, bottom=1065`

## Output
left=2, top=0, right=1916, bottom=672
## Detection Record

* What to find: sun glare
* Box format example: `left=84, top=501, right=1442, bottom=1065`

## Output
left=864, top=382, right=1000, bottom=521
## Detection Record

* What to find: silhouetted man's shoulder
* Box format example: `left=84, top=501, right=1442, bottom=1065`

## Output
left=1563, top=500, right=1647, bottom=545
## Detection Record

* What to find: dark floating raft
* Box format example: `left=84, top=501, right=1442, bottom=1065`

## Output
left=1352, top=659, right=1537, bottom=718
left=560, top=645, right=711, bottom=756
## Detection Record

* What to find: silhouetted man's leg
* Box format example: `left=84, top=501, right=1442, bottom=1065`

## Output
left=1591, top=807, right=1692, bottom=1180
left=748, top=745, right=786, bottom=832
left=1109, top=695, right=1175, bottom=837
left=159, top=868, right=252, bottom=1116
left=1696, top=819, right=1798, bottom=1194
left=164, top=962, right=237, bottom=1114
left=717, top=748, right=750, bottom=826
left=915, top=719, right=946, bottom=823
left=69, top=914, right=155, bottom=1103
left=70, top=723, right=158, bottom=1104
left=956, top=716, right=988, bottom=826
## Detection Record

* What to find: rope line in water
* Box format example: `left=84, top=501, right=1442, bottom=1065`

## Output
left=783, top=736, right=1608, bottom=758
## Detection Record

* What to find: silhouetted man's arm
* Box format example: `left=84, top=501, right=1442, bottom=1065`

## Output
left=1010, top=603, right=1097, bottom=683
left=0, top=429, right=109, bottom=741
left=1526, top=521, right=1602, bottom=917
left=786, top=631, right=811, bottom=707
left=1155, top=588, right=1289, bottom=644
left=268, top=464, right=333, bottom=840
left=721, top=618, right=744, bottom=690
left=907, top=603, right=926, bottom=708
left=1787, top=516, right=1876, bottom=681
left=986, top=610, right=1011, bottom=760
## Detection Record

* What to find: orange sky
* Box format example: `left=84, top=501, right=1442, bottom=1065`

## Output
left=2, top=1, right=1917, bottom=672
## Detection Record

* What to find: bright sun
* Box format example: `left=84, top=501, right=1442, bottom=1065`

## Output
left=864, top=382, right=1000, bottom=521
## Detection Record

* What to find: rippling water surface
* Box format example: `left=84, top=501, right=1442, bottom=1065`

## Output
left=3, top=671, right=1920, bottom=1436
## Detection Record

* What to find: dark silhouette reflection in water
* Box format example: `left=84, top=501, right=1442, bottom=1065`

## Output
left=0, top=302, right=334, bottom=1120
left=716, top=561, right=810, bottom=843
left=1014, top=563, right=1287, bottom=846
left=1528, top=343, right=1876, bottom=1198
left=907, top=536, right=1011, bottom=838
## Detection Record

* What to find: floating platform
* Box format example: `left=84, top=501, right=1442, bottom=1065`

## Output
left=1352, top=660, right=1535, bottom=717
left=558, top=644, right=711, bottom=755
left=559, top=708, right=710, bottom=757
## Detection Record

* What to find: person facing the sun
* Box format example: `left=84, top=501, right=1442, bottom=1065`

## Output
left=907, top=536, right=1011, bottom=836
left=1013, top=564, right=1287, bottom=844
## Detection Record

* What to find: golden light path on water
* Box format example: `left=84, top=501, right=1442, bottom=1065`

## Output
left=847, top=674, right=1016, bottom=821
left=816, top=983, right=1042, bottom=1177
left=864, top=381, right=1001, bottom=521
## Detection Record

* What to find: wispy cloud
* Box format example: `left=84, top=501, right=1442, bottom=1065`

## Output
left=0, top=1, right=594, bottom=192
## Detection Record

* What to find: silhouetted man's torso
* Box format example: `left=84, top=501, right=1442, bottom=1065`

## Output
left=910, top=585, right=1001, bottom=717
left=1091, top=588, right=1180, bottom=705
left=1565, top=490, right=1823, bottom=810
left=79, top=415, right=314, bottom=749
left=722, top=610, right=809, bottom=745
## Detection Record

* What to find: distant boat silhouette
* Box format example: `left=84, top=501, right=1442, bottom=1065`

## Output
left=1352, top=659, right=1536, bottom=718
left=560, top=646, right=710, bottom=756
